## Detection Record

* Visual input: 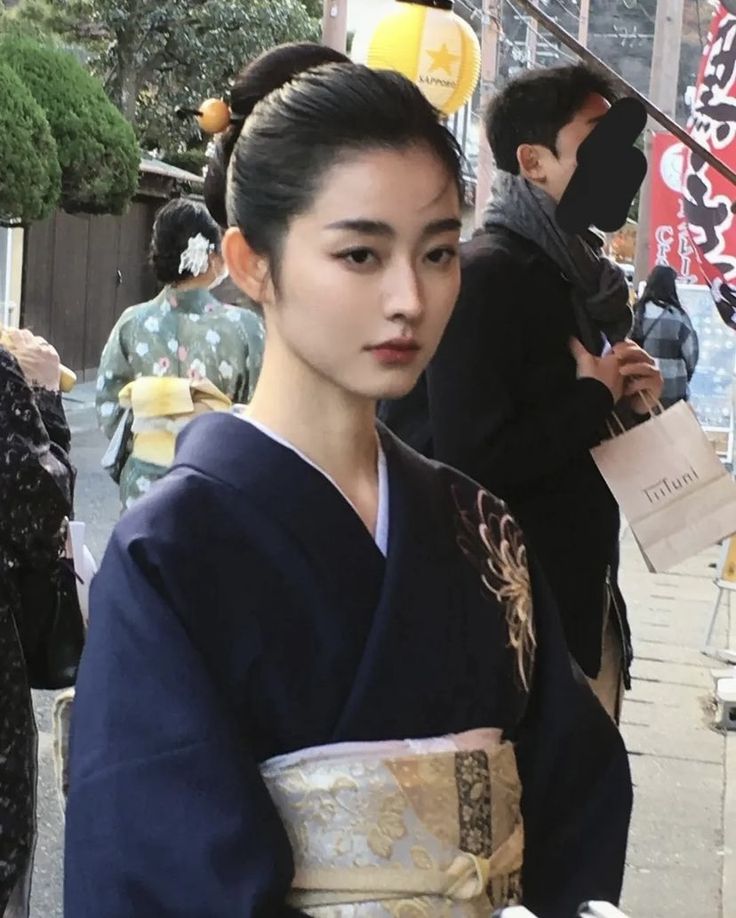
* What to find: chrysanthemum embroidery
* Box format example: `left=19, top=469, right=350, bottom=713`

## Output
left=453, top=487, right=536, bottom=691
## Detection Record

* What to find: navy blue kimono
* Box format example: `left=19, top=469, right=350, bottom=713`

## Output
left=64, top=414, right=631, bottom=918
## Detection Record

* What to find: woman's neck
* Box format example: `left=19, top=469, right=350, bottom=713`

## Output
left=171, top=277, right=210, bottom=293
left=245, top=346, right=379, bottom=495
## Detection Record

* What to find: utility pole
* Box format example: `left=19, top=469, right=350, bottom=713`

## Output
left=475, top=0, right=502, bottom=225
left=578, top=0, right=590, bottom=47
left=322, top=0, right=348, bottom=54
left=634, top=0, right=685, bottom=285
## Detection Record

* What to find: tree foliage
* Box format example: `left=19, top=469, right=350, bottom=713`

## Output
left=0, top=58, right=60, bottom=223
left=16, top=0, right=321, bottom=154
left=0, top=35, right=139, bottom=214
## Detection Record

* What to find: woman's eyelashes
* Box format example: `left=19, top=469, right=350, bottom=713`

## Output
left=333, top=244, right=458, bottom=271
left=425, top=245, right=458, bottom=266
left=335, top=247, right=378, bottom=269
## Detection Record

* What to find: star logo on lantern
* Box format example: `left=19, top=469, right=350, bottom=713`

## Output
left=426, top=43, right=460, bottom=76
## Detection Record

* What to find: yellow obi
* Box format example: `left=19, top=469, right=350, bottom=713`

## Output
left=260, top=730, right=523, bottom=917
left=118, top=376, right=231, bottom=467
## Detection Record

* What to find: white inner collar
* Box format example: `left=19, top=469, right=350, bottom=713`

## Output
left=233, top=409, right=389, bottom=556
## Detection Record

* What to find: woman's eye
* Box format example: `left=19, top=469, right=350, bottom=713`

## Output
left=426, top=246, right=457, bottom=266
left=337, top=248, right=377, bottom=267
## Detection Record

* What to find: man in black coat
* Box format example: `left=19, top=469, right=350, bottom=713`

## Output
left=381, top=64, right=663, bottom=721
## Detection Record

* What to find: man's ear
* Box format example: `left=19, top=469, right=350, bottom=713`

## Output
left=222, top=228, right=273, bottom=305
left=517, top=144, right=546, bottom=182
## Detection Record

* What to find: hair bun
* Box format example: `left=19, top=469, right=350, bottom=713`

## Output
left=204, top=42, right=350, bottom=228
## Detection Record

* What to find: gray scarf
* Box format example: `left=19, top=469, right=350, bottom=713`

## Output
left=483, top=171, right=632, bottom=353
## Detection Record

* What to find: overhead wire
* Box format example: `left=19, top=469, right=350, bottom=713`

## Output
left=503, top=0, right=578, bottom=66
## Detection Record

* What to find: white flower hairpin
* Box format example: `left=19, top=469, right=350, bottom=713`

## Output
left=179, top=233, right=215, bottom=277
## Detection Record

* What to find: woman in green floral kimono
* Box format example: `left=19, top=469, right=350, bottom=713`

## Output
left=96, top=199, right=264, bottom=509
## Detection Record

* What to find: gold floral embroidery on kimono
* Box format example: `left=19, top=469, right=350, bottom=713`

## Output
left=260, top=731, right=523, bottom=916
left=453, top=487, right=537, bottom=691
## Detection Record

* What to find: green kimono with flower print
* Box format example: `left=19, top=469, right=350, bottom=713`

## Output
left=96, top=286, right=264, bottom=509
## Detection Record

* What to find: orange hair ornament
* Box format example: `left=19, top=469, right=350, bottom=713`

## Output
left=175, top=98, right=232, bottom=135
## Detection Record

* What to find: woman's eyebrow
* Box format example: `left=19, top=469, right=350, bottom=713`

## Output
left=324, top=217, right=461, bottom=239
left=420, top=217, right=462, bottom=239
left=324, top=219, right=394, bottom=236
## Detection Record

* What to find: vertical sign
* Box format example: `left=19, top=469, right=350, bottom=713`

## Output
left=649, top=132, right=705, bottom=283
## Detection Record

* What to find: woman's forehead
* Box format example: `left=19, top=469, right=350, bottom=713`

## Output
left=302, top=148, right=461, bottom=225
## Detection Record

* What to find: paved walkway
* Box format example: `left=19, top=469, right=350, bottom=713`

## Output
left=619, top=532, right=735, bottom=918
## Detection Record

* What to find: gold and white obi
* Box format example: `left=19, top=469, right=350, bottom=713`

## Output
left=118, top=376, right=231, bottom=467
left=260, top=729, right=524, bottom=917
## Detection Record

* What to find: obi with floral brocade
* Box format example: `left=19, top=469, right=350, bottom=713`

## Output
left=260, top=730, right=524, bottom=917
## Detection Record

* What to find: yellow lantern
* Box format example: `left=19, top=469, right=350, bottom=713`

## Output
left=353, top=0, right=481, bottom=117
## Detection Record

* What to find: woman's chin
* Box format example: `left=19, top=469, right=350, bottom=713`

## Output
left=370, top=372, right=424, bottom=402
left=335, top=363, right=427, bottom=403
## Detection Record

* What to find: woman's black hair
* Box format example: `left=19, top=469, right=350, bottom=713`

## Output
left=638, top=264, right=683, bottom=312
left=149, top=198, right=221, bottom=286
left=205, top=42, right=351, bottom=229
left=204, top=44, right=464, bottom=284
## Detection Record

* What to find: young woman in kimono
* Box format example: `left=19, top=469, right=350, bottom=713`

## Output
left=65, top=43, right=632, bottom=918
left=96, top=198, right=265, bottom=509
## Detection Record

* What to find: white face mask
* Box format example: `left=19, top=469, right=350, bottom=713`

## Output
left=209, top=267, right=229, bottom=290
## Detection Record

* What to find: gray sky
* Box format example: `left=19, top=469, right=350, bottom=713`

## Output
left=347, top=0, right=394, bottom=35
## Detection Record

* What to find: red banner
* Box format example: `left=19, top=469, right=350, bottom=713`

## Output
left=649, top=132, right=705, bottom=283
left=684, top=3, right=736, bottom=301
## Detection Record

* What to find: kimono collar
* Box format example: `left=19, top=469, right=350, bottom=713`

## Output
left=162, top=286, right=217, bottom=314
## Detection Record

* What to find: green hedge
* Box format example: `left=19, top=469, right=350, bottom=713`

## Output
left=1, top=36, right=140, bottom=214
left=0, top=59, right=60, bottom=223
left=162, top=148, right=208, bottom=177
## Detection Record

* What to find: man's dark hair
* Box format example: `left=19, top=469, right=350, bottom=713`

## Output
left=485, top=63, right=618, bottom=174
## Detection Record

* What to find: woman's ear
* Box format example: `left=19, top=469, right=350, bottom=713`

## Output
left=222, top=228, right=273, bottom=305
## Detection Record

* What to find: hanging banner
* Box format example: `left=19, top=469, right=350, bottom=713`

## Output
left=683, top=3, right=736, bottom=324
left=649, top=132, right=704, bottom=283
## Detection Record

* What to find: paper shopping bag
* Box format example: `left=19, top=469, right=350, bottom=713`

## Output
left=591, top=401, right=736, bottom=572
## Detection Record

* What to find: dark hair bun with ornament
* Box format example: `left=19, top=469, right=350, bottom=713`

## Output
left=204, top=42, right=350, bottom=228
left=149, top=198, right=221, bottom=285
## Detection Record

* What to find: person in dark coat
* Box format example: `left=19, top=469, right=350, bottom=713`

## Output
left=381, top=64, right=663, bottom=722
left=0, top=329, right=74, bottom=917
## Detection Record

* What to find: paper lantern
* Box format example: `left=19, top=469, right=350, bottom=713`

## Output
left=353, top=0, right=481, bottom=117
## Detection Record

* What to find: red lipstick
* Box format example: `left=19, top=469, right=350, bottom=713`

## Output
left=367, top=337, right=420, bottom=366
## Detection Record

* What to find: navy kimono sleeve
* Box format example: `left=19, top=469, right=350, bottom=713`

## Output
left=64, top=533, right=300, bottom=918
left=515, top=557, right=632, bottom=917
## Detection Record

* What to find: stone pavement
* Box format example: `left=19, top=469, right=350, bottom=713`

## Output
left=618, top=531, right=735, bottom=918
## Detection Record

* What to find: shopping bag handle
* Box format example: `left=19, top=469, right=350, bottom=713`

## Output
left=639, top=390, right=665, bottom=416
left=606, top=393, right=665, bottom=440
left=606, top=413, right=627, bottom=440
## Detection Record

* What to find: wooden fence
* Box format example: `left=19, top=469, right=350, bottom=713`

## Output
left=22, top=200, right=160, bottom=377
